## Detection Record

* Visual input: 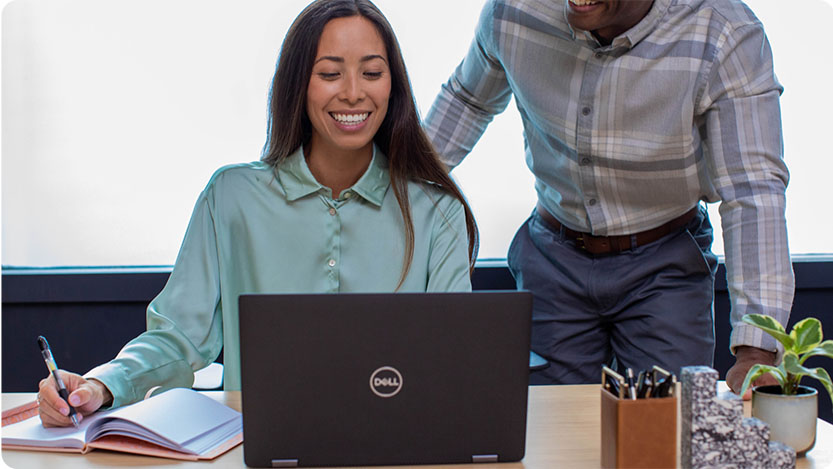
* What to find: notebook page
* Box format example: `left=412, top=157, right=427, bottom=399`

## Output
left=89, top=388, right=240, bottom=452
left=181, top=417, right=242, bottom=454
left=1, top=407, right=114, bottom=449
left=85, top=425, right=179, bottom=450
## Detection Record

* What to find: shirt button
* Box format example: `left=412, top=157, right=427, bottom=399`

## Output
left=328, top=208, right=336, bottom=216
left=580, top=158, right=591, bottom=166
left=328, top=259, right=336, bottom=267
left=343, top=192, right=352, bottom=199
left=594, top=52, right=603, bottom=59
left=588, top=199, right=597, bottom=206
left=581, top=106, right=592, bottom=116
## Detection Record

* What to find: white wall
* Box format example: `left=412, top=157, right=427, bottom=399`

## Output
left=1, top=0, right=831, bottom=266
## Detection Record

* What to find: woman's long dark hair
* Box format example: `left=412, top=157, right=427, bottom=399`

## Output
left=262, top=0, right=478, bottom=288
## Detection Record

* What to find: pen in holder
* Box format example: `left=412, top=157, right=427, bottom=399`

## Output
left=600, top=366, right=677, bottom=469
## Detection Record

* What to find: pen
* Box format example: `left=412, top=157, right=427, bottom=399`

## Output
left=626, top=368, right=637, bottom=400
left=636, top=369, right=652, bottom=399
left=37, top=336, right=79, bottom=427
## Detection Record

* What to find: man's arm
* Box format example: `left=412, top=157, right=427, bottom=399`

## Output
left=424, top=1, right=513, bottom=168
left=699, top=21, right=794, bottom=395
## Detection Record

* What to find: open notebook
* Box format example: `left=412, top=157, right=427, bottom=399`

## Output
left=1, top=387, right=242, bottom=461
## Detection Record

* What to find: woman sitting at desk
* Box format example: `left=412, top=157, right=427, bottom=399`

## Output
left=37, top=0, right=478, bottom=427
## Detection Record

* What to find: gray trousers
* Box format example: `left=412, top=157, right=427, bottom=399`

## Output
left=509, top=205, right=717, bottom=384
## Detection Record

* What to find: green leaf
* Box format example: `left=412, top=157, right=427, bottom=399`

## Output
left=798, top=366, right=833, bottom=408
left=800, top=340, right=833, bottom=365
left=813, top=367, right=833, bottom=407
left=742, top=314, right=794, bottom=350
left=783, top=352, right=809, bottom=391
left=783, top=351, right=802, bottom=373
left=791, top=317, right=823, bottom=354
left=782, top=352, right=800, bottom=384
left=740, top=363, right=785, bottom=397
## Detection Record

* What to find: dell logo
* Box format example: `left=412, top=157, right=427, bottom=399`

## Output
left=370, top=366, right=403, bottom=398
left=374, top=377, right=399, bottom=387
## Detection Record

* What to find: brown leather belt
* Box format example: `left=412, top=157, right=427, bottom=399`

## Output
left=535, top=203, right=698, bottom=255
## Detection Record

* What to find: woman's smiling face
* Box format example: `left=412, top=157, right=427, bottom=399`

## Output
left=306, top=15, right=391, bottom=156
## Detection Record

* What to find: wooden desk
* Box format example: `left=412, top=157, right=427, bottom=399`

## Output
left=3, top=386, right=832, bottom=468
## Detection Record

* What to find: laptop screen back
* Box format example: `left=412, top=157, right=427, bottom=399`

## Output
left=238, top=291, right=531, bottom=467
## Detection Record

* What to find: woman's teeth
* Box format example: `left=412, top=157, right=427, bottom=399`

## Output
left=332, top=113, right=369, bottom=124
left=570, top=0, right=600, bottom=6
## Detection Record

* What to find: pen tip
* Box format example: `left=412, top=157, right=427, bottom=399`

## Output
left=37, top=336, right=48, bottom=351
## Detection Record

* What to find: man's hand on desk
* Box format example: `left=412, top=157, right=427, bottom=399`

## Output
left=38, top=371, right=113, bottom=427
left=725, top=345, right=779, bottom=400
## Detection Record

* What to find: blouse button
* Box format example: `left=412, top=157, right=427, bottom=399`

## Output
left=328, top=259, right=336, bottom=267
left=329, top=208, right=336, bottom=216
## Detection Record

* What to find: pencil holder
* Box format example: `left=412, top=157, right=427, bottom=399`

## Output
left=600, top=389, right=677, bottom=468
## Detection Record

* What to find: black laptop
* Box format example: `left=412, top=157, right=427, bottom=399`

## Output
left=238, top=291, right=532, bottom=468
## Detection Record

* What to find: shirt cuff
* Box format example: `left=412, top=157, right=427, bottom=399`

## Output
left=730, top=322, right=784, bottom=365
left=84, top=362, right=133, bottom=409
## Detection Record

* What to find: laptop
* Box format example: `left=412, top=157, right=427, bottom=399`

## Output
left=238, top=291, right=532, bottom=468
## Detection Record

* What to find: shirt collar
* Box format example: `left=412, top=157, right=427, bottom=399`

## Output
left=564, top=0, right=673, bottom=49
left=619, top=0, right=672, bottom=48
left=349, top=144, right=390, bottom=207
left=277, top=144, right=390, bottom=207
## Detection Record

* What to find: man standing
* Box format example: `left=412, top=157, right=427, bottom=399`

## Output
left=425, top=0, right=792, bottom=393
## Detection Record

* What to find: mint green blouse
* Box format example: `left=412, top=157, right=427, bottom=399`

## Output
left=87, top=146, right=472, bottom=407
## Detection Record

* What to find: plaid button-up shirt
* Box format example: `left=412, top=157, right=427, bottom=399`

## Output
left=425, top=0, right=794, bottom=354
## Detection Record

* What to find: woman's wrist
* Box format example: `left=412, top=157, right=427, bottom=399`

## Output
left=88, top=378, right=114, bottom=407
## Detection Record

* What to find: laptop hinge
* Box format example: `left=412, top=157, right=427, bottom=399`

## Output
left=271, top=459, right=299, bottom=468
left=472, top=454, right=499, bottom=463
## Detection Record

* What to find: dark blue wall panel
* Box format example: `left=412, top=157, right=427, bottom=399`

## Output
left=4, top=261, right=832, bottom=423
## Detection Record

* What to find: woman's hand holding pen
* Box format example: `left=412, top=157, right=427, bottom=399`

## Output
left=37, top=371, right=112, bottom=427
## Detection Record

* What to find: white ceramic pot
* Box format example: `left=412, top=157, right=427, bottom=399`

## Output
left=751, top=384, right=818, bottom=455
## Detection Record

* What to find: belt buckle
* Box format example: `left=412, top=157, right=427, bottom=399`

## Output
left=577, top=234, right=612, bottom=255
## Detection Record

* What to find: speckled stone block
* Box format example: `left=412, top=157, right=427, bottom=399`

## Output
left=725, top=418, right=771, bottom=468
left=680, top=366, right=795, bottom=469
left=686, top=418, right=768, bottom=469
left=688, top=437, right=732, bottom=468
left=682, top=366, right=722, bottom=468
left=682, top=366, right=719, bottom=403
left=684, top=398, right=745, bottom=467
left=768, top=441, right=796, bottom=469
left=689, top=395, right=744, bottom=437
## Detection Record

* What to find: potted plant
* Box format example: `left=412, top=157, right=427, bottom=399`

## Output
left=739, top=313, right=833, bottom=455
